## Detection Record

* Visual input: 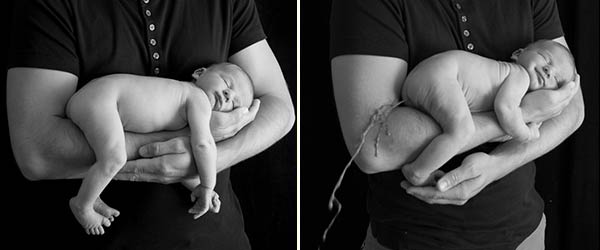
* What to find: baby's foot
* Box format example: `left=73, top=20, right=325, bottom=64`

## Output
left=189, top=186, right=212, bottom=219
left=70, top=197, right=111, bottom=235
left=94, top=198, right=120, bottom=224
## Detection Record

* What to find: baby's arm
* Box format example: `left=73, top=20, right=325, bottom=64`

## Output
left=186, top=91, right=217, bottom=191
left=185, top=90, right=220, bottom=218
left=494, top=73, right=535, bottom=141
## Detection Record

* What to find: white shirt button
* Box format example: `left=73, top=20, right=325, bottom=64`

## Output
left=463, top=30, right=470, bottom=37
left=143, top=0, right=149, bottom=4
left=150, top=39, right=157, bottom=46
left=467, top=43, right=474, bottom=51
left=154, top=67, right=160, bottom=75
left=146, top=10, right=151, bottom=17
left=149, top=24, right=155, bottom=31
left=153, top=52, right=160, bottom=60
left=461, top=15, right=467, bottom=22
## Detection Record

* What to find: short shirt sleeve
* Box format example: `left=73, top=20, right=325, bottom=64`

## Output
left=8, top=0, right=79, bottom=76
left=532, top=0, right=564, bottom=40
left=330, top=0, right=407, bottom=60
left=229, top=0, right=266, bottom=56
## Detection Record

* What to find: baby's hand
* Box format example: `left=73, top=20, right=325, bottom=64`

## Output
left=507, top=124, right=534, bottom=142
left=188, top=186, right=221, bottom=219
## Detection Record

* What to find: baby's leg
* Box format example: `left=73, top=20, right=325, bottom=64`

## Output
left=403, top=79, right=475, bottom=186
left=68, top=95, right=125, bottom=235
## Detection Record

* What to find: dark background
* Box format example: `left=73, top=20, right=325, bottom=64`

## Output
left=1, top=1, right=296, bottom=250
left=300, top=1, right=598, bottom=250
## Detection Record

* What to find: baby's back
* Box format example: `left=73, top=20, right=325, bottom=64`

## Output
left=402, top=51, right=508, bottom=112
left=68, top=74, right=195, bottom=133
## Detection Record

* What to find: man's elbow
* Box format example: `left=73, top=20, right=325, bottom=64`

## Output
left=278, top=98, right=296, bottom=136
left=284, top=106, right=296, bottom=134
left=13, top=151, right=50, bottom=181
left=348, top=138, right=403, bottom=174
left=353, top=151, right=391, bottom=174
left=572, top=101, right=585, bottom=131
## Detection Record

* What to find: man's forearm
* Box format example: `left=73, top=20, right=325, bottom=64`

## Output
left=215, top=94, right=295, bottom=172
left=14, top=115, right=186, bottom=180
left=488, top=92, right=584, bottom=180
left=356, top=106, right=505, bottom=174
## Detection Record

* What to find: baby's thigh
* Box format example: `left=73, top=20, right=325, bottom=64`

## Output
left=68, top=87, right=124, bottom=146
left=412, top=80, right=472, bottom=131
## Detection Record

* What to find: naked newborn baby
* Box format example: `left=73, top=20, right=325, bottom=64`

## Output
left=401, top=40, right=576, bottom=186
left=67, top=62, right=254, bottom=235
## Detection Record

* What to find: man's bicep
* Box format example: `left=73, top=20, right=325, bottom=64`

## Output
left=7, top=67, right=81, bottom=178
left=229, top=39, right=295, bottom=133
left=7, top=68, right=78, bottom=118
left=331, top=55, right=410, bottom=172
left=229, top=39, right=290, bottom=99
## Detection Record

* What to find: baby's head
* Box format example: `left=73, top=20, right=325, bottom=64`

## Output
left=511, top=40, right=576, bottom=91
left=191, top=62, right=254, bottom=112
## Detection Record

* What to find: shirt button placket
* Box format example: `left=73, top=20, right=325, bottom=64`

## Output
left=454, top=1, right=473, bottom=52
left=143, top=0, right=160, bottom=75
left=467, top=43, right=474, bottom=51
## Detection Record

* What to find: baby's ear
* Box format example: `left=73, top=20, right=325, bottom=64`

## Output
left=192, top=68, right=207, bottom=80
left=511, top=48, right=524, bottom=61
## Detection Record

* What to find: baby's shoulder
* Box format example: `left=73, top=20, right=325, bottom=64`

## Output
left=185, top=86, right=211, bottom=107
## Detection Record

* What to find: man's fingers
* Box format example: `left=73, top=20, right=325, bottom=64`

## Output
left=236, top=99, right=260, bottom=127
left=248, top=99, right=260, bottom=117
left=437, top=167, right=477, bottom=192
left=554, top=80, right=578, bottom=104
left=116, top=159, right=176, bottom=184
left=404, top=178, right=479, bottom=205
left=114, top=172, right=176, bottom=184
left=139, top=137, right=187, bottom=157
left=437, top=152, right=487, bottom=191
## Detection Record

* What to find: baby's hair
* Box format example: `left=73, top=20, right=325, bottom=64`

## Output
left=192, top=62, right=255, bottom=107
left=227, top=63, right=255, bottom=98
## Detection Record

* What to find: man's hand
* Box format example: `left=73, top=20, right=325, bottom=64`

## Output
left=522, top=75, right=579, bottom=123
left=115, top=137, right=196, bottom=184
left=401, top=152, right=498, bottom=205
left=210, top=99, right=260, bottom=141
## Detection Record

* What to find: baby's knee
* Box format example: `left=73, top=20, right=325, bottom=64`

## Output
left=98, top=151, right=127, bottom=173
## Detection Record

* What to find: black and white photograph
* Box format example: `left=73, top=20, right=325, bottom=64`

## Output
left=2, top=0, right=296, bottom=249
left=301, top=0, right=598, bottom=250
left=2, top=0, right=599, bottom=250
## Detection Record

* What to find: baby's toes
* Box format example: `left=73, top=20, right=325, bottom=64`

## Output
left=102, top=217, right=111, bottom=227
left=98, top=226, right=105, bottom=235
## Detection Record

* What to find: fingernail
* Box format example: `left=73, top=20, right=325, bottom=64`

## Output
left=139, top=147, right=147, bottom=156
left=438, top=181, right=448, bottom=191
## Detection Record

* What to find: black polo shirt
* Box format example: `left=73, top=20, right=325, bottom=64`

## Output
left=8, top=0, right=265, bottom=249
left=331, top=0, right=563, bottom=249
